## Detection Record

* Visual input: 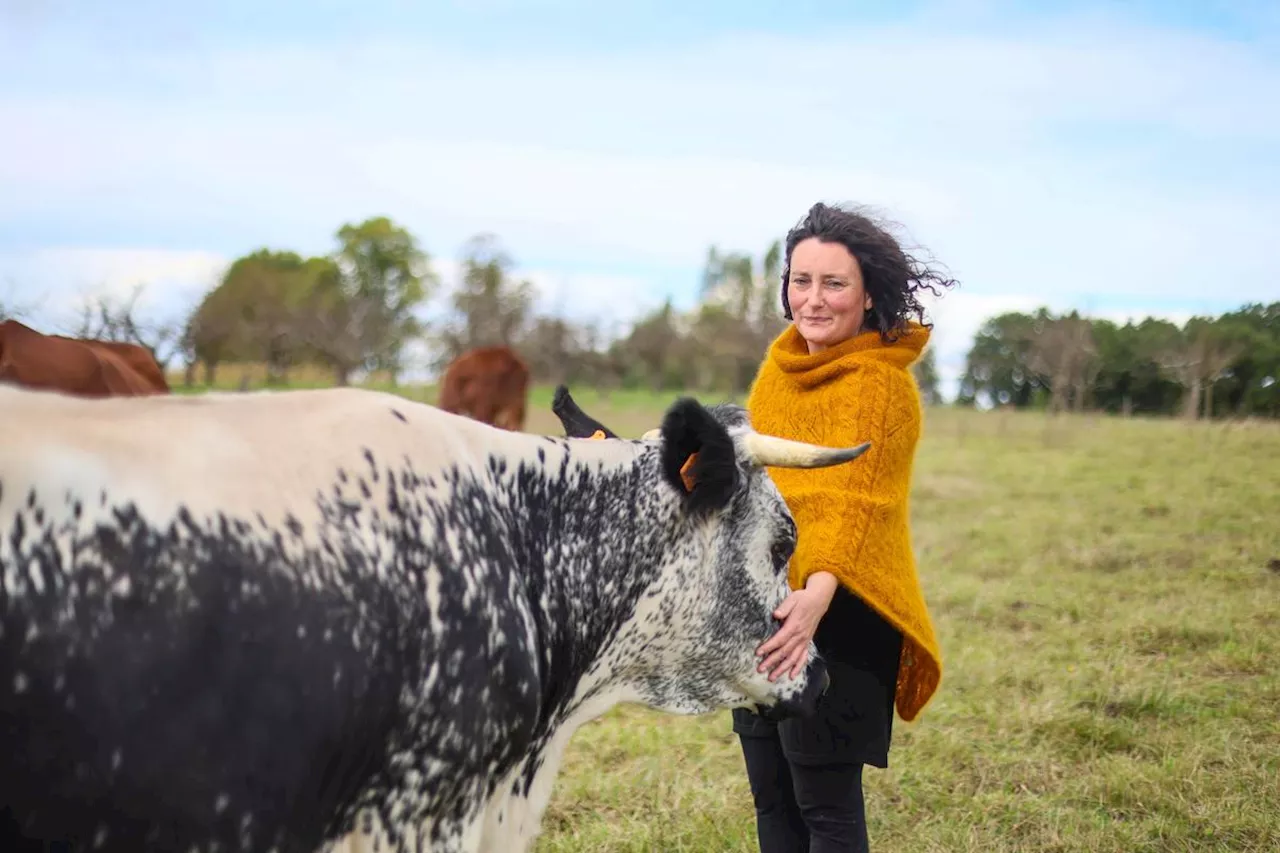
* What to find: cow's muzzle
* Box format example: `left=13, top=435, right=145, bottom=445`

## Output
left=752, top=655, right=830, bottom=723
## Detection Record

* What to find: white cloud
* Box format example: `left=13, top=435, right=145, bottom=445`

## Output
left=0, top=248, right=227, bottom=332
left=521, top=267, right=666, bottom=331
left=2, top=6, right=1276, bottom=394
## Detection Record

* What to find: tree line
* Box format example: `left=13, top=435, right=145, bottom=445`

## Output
left=49, top=216, right=816, bottom=396
left=9, top=214, right=1275, bottom=420
left=958, top=306, right=1279, bottom=419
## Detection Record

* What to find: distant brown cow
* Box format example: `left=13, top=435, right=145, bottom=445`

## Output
left=436, top=345, right=530, bottom=431
left=71, top=337, right=170, bottom=393
left=0, top=319, right=169, bottom=398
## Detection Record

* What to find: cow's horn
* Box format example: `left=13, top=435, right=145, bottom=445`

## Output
left=640, top=428, right=662, bottom=440
left=741, top=433, right=871, bottom=468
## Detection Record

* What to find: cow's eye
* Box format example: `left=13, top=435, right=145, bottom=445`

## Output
left=770, top=538, right=794, bottom=575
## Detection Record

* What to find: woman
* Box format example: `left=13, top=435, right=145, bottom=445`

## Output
left=733, top=201, right=956, bottom=853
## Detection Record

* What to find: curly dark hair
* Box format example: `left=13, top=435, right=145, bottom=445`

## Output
left=780, top=202, right=959, bottom=342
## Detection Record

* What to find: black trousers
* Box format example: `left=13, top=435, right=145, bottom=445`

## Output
left=738, top=729, right=870, bottom=853
left=734, top=588, right=903, bottom=853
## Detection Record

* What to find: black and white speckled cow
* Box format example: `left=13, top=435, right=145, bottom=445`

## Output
left=0, top=383, right=870, bottom=853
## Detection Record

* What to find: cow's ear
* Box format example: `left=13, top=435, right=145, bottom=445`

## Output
left=552, top=384, right=619, bottom=439
left=658, top=398, right=738, bottom=515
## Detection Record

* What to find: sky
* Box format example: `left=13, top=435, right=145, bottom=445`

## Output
left=2, top=0, right=1278, bottom=396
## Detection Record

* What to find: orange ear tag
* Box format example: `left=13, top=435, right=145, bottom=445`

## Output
left=588, top=430, right=606, bottom=440
left=679, top=452, right=699, bottom=491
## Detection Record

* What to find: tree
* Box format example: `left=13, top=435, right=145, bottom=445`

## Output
left=1026, top=312, right=1099, bottom=413
left=308, top=217, right=435, bottom=385
left=68, top=283, right=186, bottom=371
left=187, top=280, right=251, bottom=386
left=216, top=251, right=318, bottom=384
left=685, top=302, right=746, bottom=392
left=614, top=299, right=684, bottom=390
left=1091, top=319, right=1145, bottom=416
left=1114, top=318, right=1185, bottom=415
left=912, top=346, right=944, bottom=406
left=758, top=241, right=784, bottom=336
left=699, top=239, right=786, bottom=392
left=1209, top=303, right=1279, bottom=417
left=579, top=320, right=626, bottom=390
left=519, top=315, right=578, bottom=386
left=1153, top=317, right=1245, bottom=421
left=956, top=306, right=1276, bottom=420
left=183, top=250, right=322, bottom=386
left=435, top=234, right=535, bottom=365
left=957, top=311, right=1045, bottom=408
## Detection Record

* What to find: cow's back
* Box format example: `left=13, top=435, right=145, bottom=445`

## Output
left=0, top=385, right=522, bottom=530
left=0, top=385, right=565, bottom=851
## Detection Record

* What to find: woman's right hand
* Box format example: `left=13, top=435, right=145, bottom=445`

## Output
left=755, top=572, right=839, bottom=681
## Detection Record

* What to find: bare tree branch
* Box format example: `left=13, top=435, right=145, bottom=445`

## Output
left=0, top=278, right=46, bottom=323
left=59, top=283, right=187, bottom=370
left=1026, top=314, right=1098, bottom=414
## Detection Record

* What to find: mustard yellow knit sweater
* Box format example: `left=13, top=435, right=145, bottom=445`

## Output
left=746, top=321, right=941, bottom=722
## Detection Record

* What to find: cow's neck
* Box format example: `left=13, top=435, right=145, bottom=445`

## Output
left=510, top=451, right=678, bottom=730
left=477, top=688, right=624, bottom=853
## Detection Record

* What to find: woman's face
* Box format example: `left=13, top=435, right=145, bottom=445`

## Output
left=786, top=237, right=871, bottom=354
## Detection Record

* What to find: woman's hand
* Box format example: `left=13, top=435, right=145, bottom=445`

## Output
left=755, top=572, right=839, bottom=682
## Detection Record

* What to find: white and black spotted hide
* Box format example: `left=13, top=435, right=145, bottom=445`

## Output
left=0, top=385, right=839, bottom=853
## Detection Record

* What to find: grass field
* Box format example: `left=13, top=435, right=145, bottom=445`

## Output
left=509, top=390, right=1280, bottom=853
left=183, top=373, right=1280, bottom=852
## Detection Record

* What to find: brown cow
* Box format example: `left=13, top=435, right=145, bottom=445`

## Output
left=0, top=319, right=169, bottom=398
left=436, top=345, right=530, bottom=431
left=69, top=337, right=170, bottom=393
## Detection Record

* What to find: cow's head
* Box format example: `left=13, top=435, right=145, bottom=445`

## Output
left=554, top=388, right=870, bottom=722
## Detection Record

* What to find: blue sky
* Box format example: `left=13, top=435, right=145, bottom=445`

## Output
left=2, top=0, right=1278, bottom=393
